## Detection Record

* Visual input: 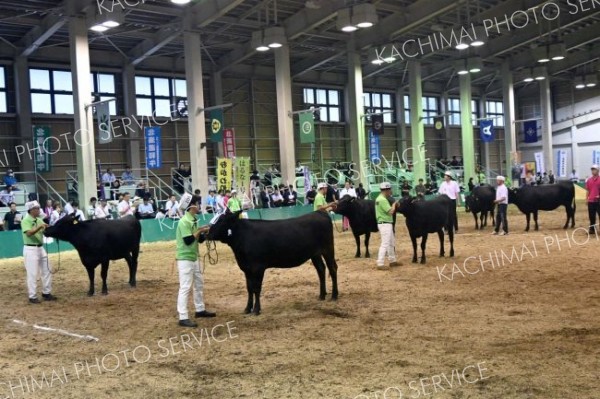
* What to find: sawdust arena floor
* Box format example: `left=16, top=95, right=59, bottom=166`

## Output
left=0, top=203, right=599, bottom=399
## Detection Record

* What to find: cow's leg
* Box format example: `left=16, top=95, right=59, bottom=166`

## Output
left=438, top=230, right=445, bottom=257
left=472, top=212, right=479, bottom=230
left=490, top=209, right=495, bottom=228
left=533, top=210, right=539, bottom=231
left=323, top=248, right=338, bottom=300
left=525, top=213, right=531, bottom=232
left=86, top=266, right=95, bottom=296
left=251, top=270, right=265, bottom=316
left=420, top=234, right=428, bottom=264
left=311, top=256, right=327, bottom=300
left=410, top=234, right=418, bottom=263
left=129, top=244, right=140, bottom=287
left=364, top=232, right=371, bottom=258
left=100, top=261, right=109, bottom=295
left=449, top=227, right=455, bottom=257
left=243, top=273, right=253, bottom=314
left=353, top=232, right=361, bottom=258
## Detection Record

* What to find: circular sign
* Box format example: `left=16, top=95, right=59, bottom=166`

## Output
left=211, top=119, right=222, bottom=134
left=374, top=121, right=382, bottom=130
left=435, top=121, right=443, bottom=130
left=301, top=121, right=312, bottom=135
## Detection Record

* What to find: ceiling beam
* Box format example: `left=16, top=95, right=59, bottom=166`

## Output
left=18, top=14, right=68, bottom=57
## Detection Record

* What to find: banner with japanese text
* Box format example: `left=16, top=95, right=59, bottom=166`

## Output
left=556, top=150, right=567, bottom=178
left=144, top=127, right=162, bottom=169
left=217, top=158, right=233, bottom=192
left=32, top=125, right=51, bottom=173
left=223, top=128, right=236, bottom=158
left=235, top=157, right=251, bottom=192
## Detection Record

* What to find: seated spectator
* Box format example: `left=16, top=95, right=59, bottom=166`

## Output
left=50, top=202, right=62, bottom=226
left=165, top=195, right=182, bottom=218
left=415, top=179, right=426, bottom=198
left=3, top=169, right=17, bottom=188
left=542, top=172, right=550, bottom=185
left=110, top=179, right=122, bottom=201
left=305, top=185, right=317, bottom=204
left=401, top=181, right=411, bottom=198
left=250, top=170, right=261, bottom=188
left=450, top=156, right=459, bottom=167
left=271, top=189, right=283, bottom=207
left=3, top=202, right=22, bottom=230
left=94, top=198, right=112, bottom=220
left=102, top=168, right=116, bottom=185
left=286, top=185, right=298, bottom=206
left=0, top=185, right=15, bottom=207
left=135, top=180, right=151, bottom=199
left=87, top=197, right=97, bottom=219
left=227, top=190, right=242, bottom=212
left=118, top=192, right=134, bottom=218
left=205, top=190, right=217, bottom=213
left=295, top=161, right=304, bottom=176
left=356, top=183, right=367, bottom=200
left=137, top=198, right=155, bottom=219
left=121, top=166, right=136, bottom=185
left=339, top=181, right=357, bottom=199
left=64, top=199, right=75, bottom=215
left=260, top=188, right=271, bottom=209
left=42, top=199, right=53, bottom=224
left=72, top=200, right=86, bottom=220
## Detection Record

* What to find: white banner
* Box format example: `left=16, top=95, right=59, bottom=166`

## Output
left=534, top=151, right=545, bottom=174
left=557, top=150, right=567, bottom=178
left=97, top=102, right=112, bottom=144
left=593, top=150, right=600, bottom=166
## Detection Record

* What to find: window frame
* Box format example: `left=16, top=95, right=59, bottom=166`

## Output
left=363, top=91, right=396, bottom=124
left=485, top=100, right=504, bottom=127
left=135, top=75, right=187, bottom=118
left=29, top=67, right=74, bottom=115
left=302, top=87, right=343, bottom=123
left=90, top=72, right=118, bottom=116
left=422, top=96, right=439, bottom=125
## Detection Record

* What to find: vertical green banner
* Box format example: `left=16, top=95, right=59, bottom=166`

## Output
left=210, top=109, right=224, bottom=142
left=299, top=112, right=315, bottom=144
left=32, top=125, right=51, bottom=173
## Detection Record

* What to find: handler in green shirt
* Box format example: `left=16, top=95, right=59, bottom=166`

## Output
left=314, top=182, right=336, bottom=211
left=227, top=190, right=242, bottom=212
left=375, top=182, right=399, bottom=269
left=22, top=200, right=57, bottom=303
left=175, top=193, right=216, bottom=328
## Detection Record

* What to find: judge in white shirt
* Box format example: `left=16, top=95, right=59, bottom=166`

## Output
left=49, top=202, right=62, bottom=226
left=64, top=200, right=74, bottom=215
left=71, top=200, right=86, bottom=220
left=117, top=192, right=134, bottom=218
left=95, top=199, right=112, bottom=220
left=438, top=171, right=460, bottom=232
left=339, top=181, right=357, bottom=231
left=165, top=195, right=182, bottom=218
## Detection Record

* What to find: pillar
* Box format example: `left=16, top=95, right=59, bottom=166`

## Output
left=408, top=61, right=426, bottom=183
left=274, top=44, right=296, bottom=185
left=183, top=28, right=209, bottom=197
left=14, top=56, right=35, bottom=172
left=396, top=88, right=406, bottom=156
left=502, top=61, right=517, bottom=187
left=122, top=64, right=141, bottom=171
left=440, top=91, right=451, bottom=160
left=69, top=17, right=96, bottom=206
left=459, top=74, right=475, bottom=185
left=347, top=39, right=367, bottom=187
left=540, top=71, right=554, bottom=174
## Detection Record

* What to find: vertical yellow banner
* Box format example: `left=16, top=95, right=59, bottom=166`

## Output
left=217, top=158, right=233, bottom=191
left=235, top=157, right=250, bottom=192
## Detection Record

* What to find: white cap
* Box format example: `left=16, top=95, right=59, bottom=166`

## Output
left=444, top=171, right=453, bottom=178
left=231, top=189, right=237, bottom=194
left=496, top=175, right=505, bottom=181
left=592, top=164, right=599, bottom=170
left=179, top=193, right=193, bottom=212
left=317, top=183, right=328, bottom=190
left=25, top=200, right=41, bottom=211
left=380, top=182, right=392, bottom=190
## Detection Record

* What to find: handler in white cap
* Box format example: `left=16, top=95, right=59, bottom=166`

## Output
left=586, top=164, right=600, bottom=234
left=21, top=200, right=56, bottom=304
left=314, top=182, right=336, bottom=212
left=175, top=193, right=216, bottom=328
left=438, top=171, right=461, bottom=232
left=375, top=182, right=399, bottom=269
left=492, top=175, right=509, bottom=236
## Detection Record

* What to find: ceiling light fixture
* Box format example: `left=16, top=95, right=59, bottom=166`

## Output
left=468, top=57, right=483, bottom=73
left=533, top=66, right=546, bottom=80
left=252, top=30, right=270, bottom=52
left=585, top=74, right=597, bottom=87
left=171, top=0, right=192, bottom=4
left=264, top=26, right=286, bottom=48
left=352, top=3, right=378, bottom=28
left=574, top=76, right=586, bottom=89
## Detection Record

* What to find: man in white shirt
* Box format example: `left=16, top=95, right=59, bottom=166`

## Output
left=215, top=190, right=226, bottom=213
left=137, top=198, right=155, bottom=219
left=102, top=169, right=116, bottom=185
left=95, top=199, right=112, bottom=220
left=570, top=169, right=579, bottom=183
left=117, top=192, right=134, bottom=218
left=165, top=195, right=182, bottom=218
left=438, top=171, right=460, bottom=232
left=72, top=201, right=86, bottom=221
left=339, top=181, right=357, bottom=231
left=0, top=185, right=15, bottom=206
left=492, top=175, right=509, bottom=235
left=63, top=200, right=74, bottom=215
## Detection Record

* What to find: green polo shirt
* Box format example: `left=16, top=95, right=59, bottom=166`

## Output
left=21, top=213, right=45, bottom=246
left=228, top=197, right=242, bottom=212
left=375, top=194, right=393, bottom=223
left=176, top=212, right=199, bottom=261
left=314, top=192, right=327, bottom=211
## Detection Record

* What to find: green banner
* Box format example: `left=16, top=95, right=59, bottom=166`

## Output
left=299, top=112, right=315, bottom=144
left=210, top=109, right=224, bottom=142
left=32, top=125, right=51, bottom=173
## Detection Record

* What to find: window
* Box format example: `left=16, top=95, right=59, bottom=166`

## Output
left=485, top=100, right=504, bottom=126
left=0, top=66, right=6, bottom=113
left=135, top=76, right=187, bottom=118
left=471, top=99, right=479, bottom=126
left=447, top=99, right=480, bottom=126
left=363, top=92, right=395, bottom=123
left=422, top=96, right=439, bottom=125
left=30, top=68, right=73, bottom=114
left=404, top=95, right=410, bottom=124
left=302, top=87, right=342, bottom=122
left=91, top=72, right=117, bottom=115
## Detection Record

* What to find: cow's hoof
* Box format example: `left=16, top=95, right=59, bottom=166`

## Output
left=244, top=308, right=252, bottom=314
left=101, top=291, right=108, bottom=296
left=252, top=310, right=261, bottom=316
left=87, top=292, right=94, bottom=297
left=411, top=258, right=418, bottom=263
left=129, top=282, right=136, bottom=288
left=420, top=259, right=426, bottom=264
left=319, top=295, right=326, bottom=301
left=331, top=295, right=338, bottom=301
left=365, top=253, right=370, bottom=258
left=450, top=252, right=455, bottom=257
left=355, top=254, right=360, bottom=258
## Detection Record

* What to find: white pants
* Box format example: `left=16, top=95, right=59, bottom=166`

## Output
left=177, top=260, right=205, bottom=320
left=377, top=223, right=396, bottom=266
left=23, top=246, right=52, bottom=299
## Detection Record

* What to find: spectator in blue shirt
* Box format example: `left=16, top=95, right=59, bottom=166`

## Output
left=3, top=169, right=17, bottom=187
left=121, top=166, right=136, bottom=185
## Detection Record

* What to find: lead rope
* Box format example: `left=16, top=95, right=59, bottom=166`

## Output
left=44, top=239, right=61, bottom=275
left=331, top=212, right=343, bottom=234
left=202, top=240, right=218, bottom=273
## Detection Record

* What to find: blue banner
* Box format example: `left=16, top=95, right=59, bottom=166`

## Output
left=524, top=121, right=538, bottom=143
left=145, top=127, right=162, bottom=169
left=369, top=129, right=380, bottom=162
left=479, top=119, right=494, bottom=143
left=593, top=150, right=600, bottom=166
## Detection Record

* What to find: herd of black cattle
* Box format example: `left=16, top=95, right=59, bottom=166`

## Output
left=42, top=181, right=576, bottom=315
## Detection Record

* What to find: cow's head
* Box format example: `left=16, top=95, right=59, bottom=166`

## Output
left=395, top=196, right=418, bottom=216
left=333, top=194, right=356, bottom=216
left=464, top=194, right=475, bottom=212
left=507, top=187, right=519, bottom=204
left=44, top=213, right=81, bottom=240
left=206, top=210, right=242, bottom=244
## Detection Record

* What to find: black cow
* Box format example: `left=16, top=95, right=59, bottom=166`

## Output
left=464, top=185, right=496, bottom=230
left=334, top=195, right=396, bottom=258
left=44, top=214, right=141, bottom=296
left=396, top=195, right=455, bottom=264
left=508, top=181, right=576, bottom=231
left=206, top=210, right=338, bottom=315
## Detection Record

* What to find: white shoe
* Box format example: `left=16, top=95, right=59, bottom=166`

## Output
left=499, top=231, right=507, bottom=236
left=491, top=231, right=498, bottom=235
